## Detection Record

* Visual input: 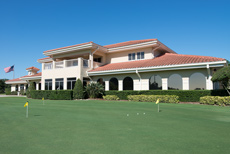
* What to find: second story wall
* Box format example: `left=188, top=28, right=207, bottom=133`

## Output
left=106, top=47, right=154, bottom=64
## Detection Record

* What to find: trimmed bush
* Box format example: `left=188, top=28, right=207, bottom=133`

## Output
left=5, top=88, right=11, bottom=95
left=200, top=96, right=230, bottom=106
left=103, top=95, right=119, bottom=100
left=127, top=95, right=179, bottom=103
left=73, top=79, right=84, bottom=99
left=30, top=90, right=73, bottom=100
left=27, top=82, right=35, bottom=98
left=105, top=90, right=230, bottom=102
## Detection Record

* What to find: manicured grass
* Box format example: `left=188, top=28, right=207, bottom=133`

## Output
left=0, top=97, right=230, bottom=154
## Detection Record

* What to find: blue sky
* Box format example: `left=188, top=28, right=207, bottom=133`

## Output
left=0, top=0, right=229, bottom=79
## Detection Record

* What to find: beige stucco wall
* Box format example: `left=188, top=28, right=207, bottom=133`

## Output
left=106, top=47, right=154, bottom=64
left=91, top=68, right=213, bottom=91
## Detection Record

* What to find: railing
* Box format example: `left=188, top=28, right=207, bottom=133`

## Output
left=55, top=61, right=64, bottom=69
left=66, top=59, right=78, bottom=67
left=44, top=63, right=53, bottom=70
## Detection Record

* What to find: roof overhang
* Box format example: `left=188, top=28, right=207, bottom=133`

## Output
left=88, top=60, right=226, bottom=76
left=5, top=80, right=27, bottom=84
left=20, top=76, right=41, bottom=81
left=37, top=57, right=53, bottom=63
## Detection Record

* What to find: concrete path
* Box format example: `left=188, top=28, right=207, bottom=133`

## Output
left=0, top=95, right=26, bottom=97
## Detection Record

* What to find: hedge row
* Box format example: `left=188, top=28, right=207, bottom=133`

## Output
left=127, top=95, right=179, bottom=103
left=200, top=96, right=230, bottom=106
left=105, top=90, right=229, bottom=102
left=30, top=90, right=73, bottom=100
left=103, top=95, right=119, bottom=100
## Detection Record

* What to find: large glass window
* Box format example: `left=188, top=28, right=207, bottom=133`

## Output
left=123, top=77, right=133, bottom=90
left=67, top=78, right=76, bottom=90
left=168, top=74, right=182, bottom=90
left=20, top=84, right=24, bottom=90
left=109, top=77, right=118, bottom=90
left=137, top=52, right=144, bottom=60
left=149, top=75, right=162, bottom=90
left=45, top=79, right=52, bottom=90
left=189, top=73, right=206, bottom=90
left=55, top=78, right=63, bottom=90
left=128, top=53, right=135, bottom=61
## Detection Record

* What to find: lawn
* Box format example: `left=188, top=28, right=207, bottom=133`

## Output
left=0, top=97, right=230, bottom=154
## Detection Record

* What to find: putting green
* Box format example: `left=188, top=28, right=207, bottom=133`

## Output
left=0, top=97, right=230, bottom=154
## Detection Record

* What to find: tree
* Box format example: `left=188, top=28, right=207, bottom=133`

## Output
left=73, top=79, right=84, bottom=99
left=211, top=66, right=230, bottom=95
left=0, top=79, right=9, bottom=93
left=85, top=82, right=104, bottom=99
left=27, top=82, right=35, bottom=98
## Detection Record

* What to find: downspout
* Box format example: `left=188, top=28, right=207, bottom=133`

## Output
left=86, top=71, right=93, bottom=81
left=91, top=46, right=100, bottom=69
left=136, top=69, right=142, bottom=90
left=152, top=43, right=161, bottom=58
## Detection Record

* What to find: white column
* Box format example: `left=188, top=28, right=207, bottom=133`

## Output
left=52, top=78, right=55, bottom=90
left=41, top=79, right=45, bottom=90
left=64, top=77, right=67, bottom=90
left=18, top=84, right=21, bottom=91
left=89, top=54, right=93, bottom=69
left=134, top=79, right=140, bottom=90
left=11, top=85, right=16, bottom=92
left=206, top=76, right=213, bottom=90
left=63, top=60, right=66, bottom=68
left=24, top=84, right=26, bottom=91
left=53, top=61, right=55, bottom=69
left=77, top=57, right=83, bottom=81
left=105, top=80, right=109, bottom=91
left=162, top=78, right=168, bottom=90
left=182, top=77, right=189, bottom=90
left=36, top=82, right=39, bottom=90
left=141, top=79, right=149, bottom=90
left=118, top=80, right=123, bottom=91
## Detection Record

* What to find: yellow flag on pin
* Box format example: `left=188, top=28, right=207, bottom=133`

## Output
left=42, top=97, right=44, bottom=100
left=24, top=102, right=28, bottom=107
left=156, top=99, right=160, bottom=104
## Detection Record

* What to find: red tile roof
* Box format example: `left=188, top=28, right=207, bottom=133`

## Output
left=104, top=39, right=157, bottom=48
left=38, top=57, right=51, bottom=60
left=89, top=53, right=225, bottom=72
left=26, top=66, right=40, bottom=71
left=44, top=41, right=93, bottom=53
left=6, top=72, right=42, bottom=82
left=5, top=78, right=22, bottom=82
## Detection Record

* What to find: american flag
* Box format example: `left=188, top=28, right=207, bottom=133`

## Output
left=4, top=65, right=14, bottom=73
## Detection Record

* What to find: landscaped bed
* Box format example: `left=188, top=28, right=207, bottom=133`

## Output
left=0, top=97, right=230, bottom=154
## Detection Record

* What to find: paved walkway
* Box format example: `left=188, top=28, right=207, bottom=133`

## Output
left=0, top=95, right=26, bottom=97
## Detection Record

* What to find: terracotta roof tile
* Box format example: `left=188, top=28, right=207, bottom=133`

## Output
left=5, top=78, right=22, bottom=82
left=26, top=66, right=40, bottom=71
left=89, top=53, right=225, bottom=72
left=6, top=72, right=42, bottom=82
left=44, top=41, right=93, bottom=53
left=38, top=57, right=51, bottom=61
left=104, top=39, right=157, bottom=48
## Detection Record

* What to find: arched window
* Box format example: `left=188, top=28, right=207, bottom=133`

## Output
left=168, top=74, right=182, bottom=90
left=109, top=77, right=118, bottom=90
left=189, top=73, right=206, bottom=90
left=123, top=77, right=133, bottom=90
left=97, top=78, right=105, bottom=89
left=149, top=75, right=162, bottom=90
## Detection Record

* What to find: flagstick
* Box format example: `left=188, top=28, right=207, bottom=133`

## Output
left=43, top=100, right=44, bottom=105
left=26, top=105, right=28, bottom=118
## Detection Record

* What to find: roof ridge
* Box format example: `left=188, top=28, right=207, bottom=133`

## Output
left=168, top=53, right=225, bottom=60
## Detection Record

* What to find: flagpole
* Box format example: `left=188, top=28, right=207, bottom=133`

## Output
left=26, top=105, right=28, bottom=118
left=158, top=103, right=159, bottom=112
left=13, top=65, right=15, bottom=79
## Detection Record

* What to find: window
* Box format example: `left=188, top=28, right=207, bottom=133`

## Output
left=67, top=78, right=76, bottom=90
left=189, top=73, right=206, bottom=90
left=45, top=79, right=52, bottom=90
left=168, top=74, right=182, bottom=90
left=20, top=84, right=24, bottom=90
left=83, top=59, right=89, bottom=67
left=137, top=52, right=144, bottom=60
left=123, top=77, right=133, bottom=90
left=55, top=78, right=63, bottom=90
left=109, top=77, right=118, bottom=90
left=149, top=75, right=162, bottom=90
left=128, top=53, right=135, bottom=61
left=94, top=58, right=102, bottom=63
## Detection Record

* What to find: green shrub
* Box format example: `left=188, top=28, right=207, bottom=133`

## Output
left=30, top=90, right=73, bottom=100
left=73, top=79, right=84, bottom=99
left=105, top=90, right=213, bottom=102
left=200, top=96, right=230, bottom=106
left=103, top=95, right=119, bottom=100
left=85, top=82, right=104, bottom=99
left=5, top=88, right=11, bottom=95
left=11, top=91, right=17, bottom=95
left=127, top=95, right=179, bottom=103
left=27, top=82, right=35, bottom=98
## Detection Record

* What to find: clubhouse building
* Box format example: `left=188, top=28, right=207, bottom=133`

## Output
left=6, top=39, right=227, bottom=92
